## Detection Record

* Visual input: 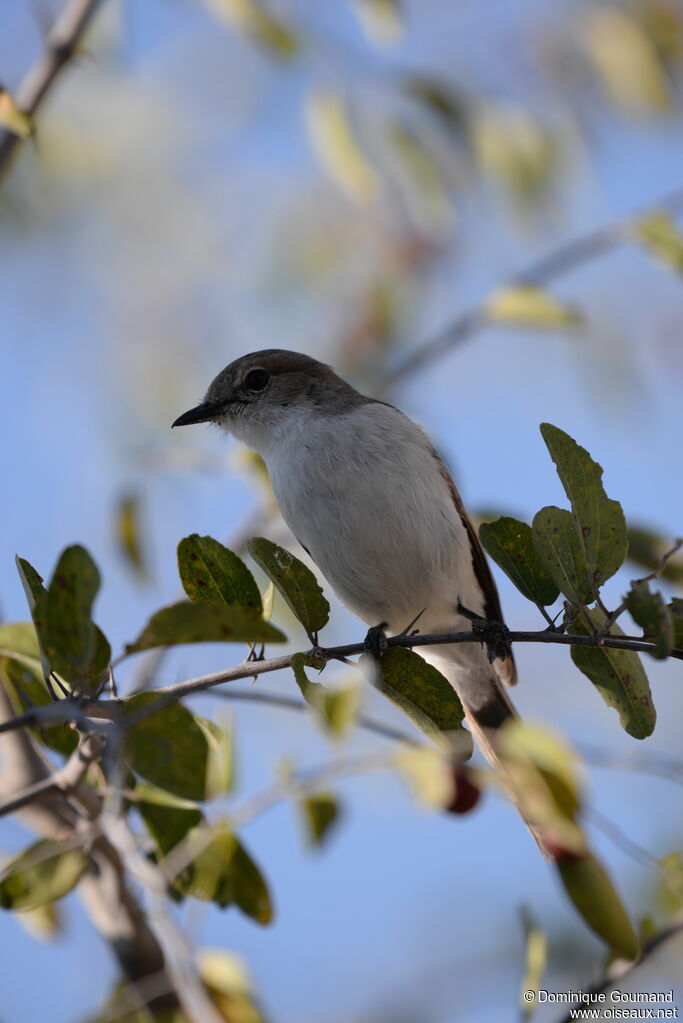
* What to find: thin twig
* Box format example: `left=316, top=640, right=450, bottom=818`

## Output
left=381, top=185, right=683, bottom=392
left=0, top=0, right=105, bottom=178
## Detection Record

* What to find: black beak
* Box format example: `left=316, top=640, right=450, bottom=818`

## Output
left=172, top=400, right=225, bottom=428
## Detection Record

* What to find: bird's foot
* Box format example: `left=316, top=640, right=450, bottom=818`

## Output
left=457, top=602, right=511, bottom=665
left=364, top=622, right=389, bottom=658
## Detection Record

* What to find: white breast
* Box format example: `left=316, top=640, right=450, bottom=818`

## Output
left=262, top=403, right=485, bottom=633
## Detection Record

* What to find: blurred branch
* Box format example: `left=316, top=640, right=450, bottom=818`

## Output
left=0, top=0, right=105, bottom=179
left=555, top=916, right=683, bottom=1023
left=383, top=182, right=683, bottom=391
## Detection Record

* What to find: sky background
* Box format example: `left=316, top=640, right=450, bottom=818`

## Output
left=2, top=1, right=683, bottom=1021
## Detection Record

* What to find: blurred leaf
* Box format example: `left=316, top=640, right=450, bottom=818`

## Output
left=136, top=785, right=204, bottom=857
left=261, top=580, right=275, bottom=623
left=0, top=658, right=77, bottom=757
left=627, top=525, right=683, bottom=584
left=660, top=851, right=683, bottom=912
left=0, top=622, right=42, bottom=674
left=532, top=506, right=593, bottom=606
left=557, top=851, right=640, bottom=960
left=519, top=907, right=547, bottom=1019
left=16, top=902, right=62, bottom=942
left=199, top=949, right=267, bottom=1023
left=178, top=534, right=262, bottom=612
left=114, top=493, right=147, bottom=581
left=124, top=694, right=231, bottom=801
left=632, top=212, right=683, bottom=273
left=624, top=579, right=673, bottom=658
left=480, top=517, right=559, bottom=605
left=196, top=715, right=235, bottom=798
left=300, top=793, right=341, bottom=847
left=485, top=285, right=580, bottom=329
left=394, top=746, right=455, bottom=808
left=540, top=424, right=628, bottom=593
left=0, top=89, right=33, bottom=138
left=351, top=0, right=403, bottom=44
left=306, top=89, right=379, bottom=204
left=26, top=547, right=111, bottom=695
left=470, top=102, right=558, bottom=204
left=247, top=537, right=329, bottom=637
left=581, top=7, right=673, bottom=114
left=570, top=608, right=655, bottom=739
left=180, top=823, right=273, bottom=924
left=0, top=840, right=87, bottom=912
left=499, top=721, right=586, bottom=854
left=385, top=121, right=454, bottom=237
left=125, top=599, right=285, bottom=654
left=201, top=0, right=299, bottom=57
left=290, top=653, right=359, bottom=738
left=370, top=647, right=469, bottom=755
left=670, top=598, right=683, bottom=646
left=403, top=75, right=468, bottom=138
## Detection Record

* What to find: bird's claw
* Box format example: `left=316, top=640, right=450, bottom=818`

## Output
left=364, top=623, right=389, bottom=658
left=458, top=602, right=511, bottom=664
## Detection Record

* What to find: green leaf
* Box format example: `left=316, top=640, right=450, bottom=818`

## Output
left=125, top=600, right=285, bottom=654
left=123, top=694, right=231, bottom=801
left=632, top=212, right=683, bottom=273
left=0, top=840, right=88, bottom=912
left=519, top=907, right=547, bottom=1019
left=624, top=580, right=674, bottom=658
left=659, top=851, right=683, bottom=913
left=369, top=647, right=469, bottom=754
left=627, top=526, right=683, bottom=585
left=569, top=609, right=656, bottom=738
left=484, top=286, right=581, bottom=329
left=136, top=784, right=204, bottom=857
left=670, top=599, right=683, bottom=647
left=0, top=658, right=77, bottom=757
left=247, top=537, right=329, bottom=637
left=180, top=824, right=273, bottom=924
left=0, top=622, right=43, bottom=674
left=480, top=517, right=559, bottom=605
left=178, top=534, right=261, bottom=612
left=115, top=493, right=148, bottom=581
left=201, top=0, right=299, bottom=58
left=290, top=654, right=359, bottom=738
left=540, top=424, right=628, bottom=593
left=300, top=793, right=341, bottom=847
left=19, top=547, right=111, bottom=694
left=532, top=506, right=593, bottom=606
left=557, top=852, right=640, bottom=960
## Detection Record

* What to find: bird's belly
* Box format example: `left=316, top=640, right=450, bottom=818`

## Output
left=269, top=447, right=477, bottom=632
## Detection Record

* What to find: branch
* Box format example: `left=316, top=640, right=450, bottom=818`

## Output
left=381, top=183, right=683, bottom=392
left=0, top=0, right=105, bottom=179
left=0, top=625, right=680, bottom=736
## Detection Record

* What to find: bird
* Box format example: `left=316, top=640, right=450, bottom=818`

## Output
left=173, top=349, right=544, bottom=851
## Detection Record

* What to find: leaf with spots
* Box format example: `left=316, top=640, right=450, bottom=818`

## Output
left=532, top=507, right=593, bottom=606
left=125, top=600, right=285, bottom=654
left=368, top=647, right=470, bottom=756
left=178, top=534, right=262, bottom=612
left=479, top=516, right=559, bottom=605
left=569, top=608, right=655, bottom=739
left=624, top=580, right=673, bottom=659
left=247, top=537, right=329, bottom=638
left=539, top=424, right=627, bottom=595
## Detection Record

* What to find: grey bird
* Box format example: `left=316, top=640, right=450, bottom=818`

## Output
left=174, top=350, right=544, bottom=850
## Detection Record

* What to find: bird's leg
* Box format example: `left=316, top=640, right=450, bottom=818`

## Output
left=363, top=622, right=389, bottom=658
left=457, top=602, right=512, bottom=665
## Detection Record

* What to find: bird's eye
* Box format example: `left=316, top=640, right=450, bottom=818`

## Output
left=243, top=368, right=270, bottom=392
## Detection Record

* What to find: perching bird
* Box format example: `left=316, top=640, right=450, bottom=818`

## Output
left=173, top=350, right=543, bottom=849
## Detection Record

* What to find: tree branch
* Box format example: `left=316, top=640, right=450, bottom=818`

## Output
left=0, top=0, right=105, bottom=179
left=381, top=183, right=683, bottom=392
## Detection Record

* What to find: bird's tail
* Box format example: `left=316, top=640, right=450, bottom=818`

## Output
left=423, top=650, right=553, bottom=860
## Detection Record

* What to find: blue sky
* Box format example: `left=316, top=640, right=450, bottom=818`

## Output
left=2, top=2, right=683, bottom=1021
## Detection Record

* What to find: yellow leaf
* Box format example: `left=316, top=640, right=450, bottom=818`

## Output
left=394, top=746, right=454, bottom=809
left=485, top=285, right=581, bottom=329
left=201, top=0, right=299, bottom=57
left=519, top=908, right=547, bottom=1017
left=306, top=89, right=379, bottom=204
left=115, top=493, right=147, bottom=581
left=351, top=0, right=404, bottom=45
left=0, top=90, right=34, bottom=139
left=386, top=122, right=454, bottom=238
left=581, top=7, right=674, bottom=114
left=470, top=101, right=557, bottom=204
left=631, top=212, right=683, bottom=273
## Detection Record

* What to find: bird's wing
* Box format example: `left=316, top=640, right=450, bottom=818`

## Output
left=429, top=445, right=517, bottom=687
